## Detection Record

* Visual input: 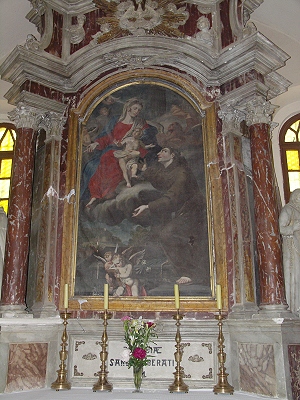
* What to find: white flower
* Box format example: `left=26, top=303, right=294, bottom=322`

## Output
left=121, top=349, right=131, bottom=362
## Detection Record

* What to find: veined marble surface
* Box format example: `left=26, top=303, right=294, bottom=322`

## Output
left=0, top=388, right=281, bottom=399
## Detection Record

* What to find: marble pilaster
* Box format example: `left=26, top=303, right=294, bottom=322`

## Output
left=218, top=105, right=257, bottom=317
left=0, top=104, right=37, bottom=317
left=28, top=113, right=66, bottom=317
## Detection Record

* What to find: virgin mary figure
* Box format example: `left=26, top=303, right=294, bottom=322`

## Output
left=80, top=98, right=160, bottom=208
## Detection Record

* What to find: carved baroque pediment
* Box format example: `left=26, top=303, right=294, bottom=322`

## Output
left=92, top=0, right=189, bottom=41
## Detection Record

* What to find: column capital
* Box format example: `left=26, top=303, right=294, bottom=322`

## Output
left=244, top=96, right=278, bottom=126
left=8, top=103, right=39, bottom=130
left=218, top=103, right=245, bottom=135
left=36, top=112, right=66, bottom=142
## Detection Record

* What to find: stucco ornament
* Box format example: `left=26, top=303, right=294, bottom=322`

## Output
left=194, top=16, right=214, bottom=46
left=93, top=0, right=189, bottom=41
left=67, top=14, right=86, bottom=44
left=117, top=0, right=163, bottom=34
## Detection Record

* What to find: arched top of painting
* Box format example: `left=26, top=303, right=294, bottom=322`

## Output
left=75, top=69, right=212, bottom=123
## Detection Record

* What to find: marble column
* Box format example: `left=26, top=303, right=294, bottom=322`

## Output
left=0, top=104, right=37, bottom=317
left=245, top=96, right=287, bottom=313
left=29, top=113, right=66, bottom=317
left=218, top=105, right=257, bottom=317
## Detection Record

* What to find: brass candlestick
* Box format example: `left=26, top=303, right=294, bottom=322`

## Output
left=213, top=309, right=234, bottom=395
left=92, top=309, right=113, bottom=392
left=169, top=309, right=189, bottom=393
left=51, top=310, right=71, bottom=391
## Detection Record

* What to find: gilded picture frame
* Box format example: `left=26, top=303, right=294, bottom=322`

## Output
left=62, top=69, right=227, bottom=312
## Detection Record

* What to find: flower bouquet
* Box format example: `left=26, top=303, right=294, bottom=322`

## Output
left=121, top=316, right=157, bottom=392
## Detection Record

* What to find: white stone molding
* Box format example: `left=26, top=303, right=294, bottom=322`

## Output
left=229, top=0, right=244, bottom=40
left=1, top=31, right=290, bottom=101
left=244, top=95, right=278, bottom=126
left=26, top=1, right=55, bottom=52
left=30, top=0, right=46, bottom=16
left=102, top=49, right=186, bottom=69
left=27, top=0, right=46, bottom=34
left=228, top=0, right=257, bottom=39
left=4, top=90, right=67, bottom=120
left=243, top=0, right=264, bottom=21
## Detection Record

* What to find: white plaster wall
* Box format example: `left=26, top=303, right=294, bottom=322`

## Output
left=271, top=87, right=300, bottom=205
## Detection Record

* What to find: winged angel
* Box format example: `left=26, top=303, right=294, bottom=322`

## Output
left=94, top=246, right=147, bottom=296
left=92, top=0, right=189, bottom=41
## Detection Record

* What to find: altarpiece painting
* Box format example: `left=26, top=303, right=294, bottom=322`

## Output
left=74, top=83, right=212, bottom=301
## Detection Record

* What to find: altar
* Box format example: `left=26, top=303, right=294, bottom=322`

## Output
left=0, top=388, right=270, bottom=400
left=0, top=0, right=300, bottom=399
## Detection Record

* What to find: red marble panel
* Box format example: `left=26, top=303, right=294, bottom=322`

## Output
left=5, top=343, right=48, bottom=393
left=288, top=344, right=300, bottom=400
left=219, top=0, right=233, bottom=48
left=44, top=10, right=63, bottom=57
left=220, top=70, right=265, bottom=96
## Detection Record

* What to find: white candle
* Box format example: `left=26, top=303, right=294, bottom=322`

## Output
left=216, top=284, right=222, bottom=310
left=64, top=283, right=69, bottom=309
left=174, top=284, right=180, bottom=310
left=104, top=283, right=109, bottom=310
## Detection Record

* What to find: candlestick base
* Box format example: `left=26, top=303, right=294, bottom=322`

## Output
left=92, top=310, right=113, bottom=392
left=213, top=310, right=234, bottom=395
left=168, top=371, right=189, bottom=393
left=168, top=310, right=189, bottom=393
left=213, top=374, right=234, bottom=395
left=92, top=373, right=113, bottom=392
left=51, top=311, right=71, bottom=391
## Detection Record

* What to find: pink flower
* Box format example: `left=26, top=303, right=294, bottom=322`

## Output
left=121, top=316, right=132, bottom=321
left=132, top=347, right=147, bottom=360
left=146, top=322, right=155, bottom=328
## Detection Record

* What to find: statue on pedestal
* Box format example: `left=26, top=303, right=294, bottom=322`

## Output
left=279, top=189, right=300, bottom=316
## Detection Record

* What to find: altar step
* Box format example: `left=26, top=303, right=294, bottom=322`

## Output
left=0, top=388, right=284, bottom=400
